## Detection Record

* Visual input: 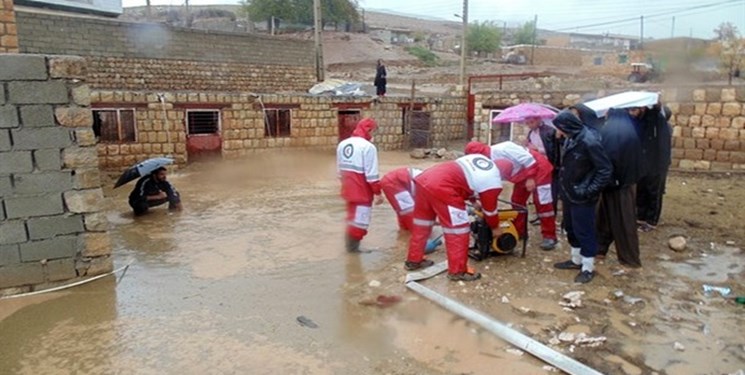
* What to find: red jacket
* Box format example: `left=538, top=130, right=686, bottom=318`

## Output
left=381, top=167, right=421, bottom=195
left=415, top=155, right=503, bottom=229
left=465, top=141, right=552, bottom=184
left=337, top=118, right=381, bottom=203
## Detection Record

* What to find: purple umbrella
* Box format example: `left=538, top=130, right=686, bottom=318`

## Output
left=491, top=103, right=558, bottom=124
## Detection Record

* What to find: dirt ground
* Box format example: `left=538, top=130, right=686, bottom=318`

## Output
left=346, top=154, right=745, bottom=375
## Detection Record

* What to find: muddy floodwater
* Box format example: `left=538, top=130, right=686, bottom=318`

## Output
left=1, top=150, right=744, bottom=375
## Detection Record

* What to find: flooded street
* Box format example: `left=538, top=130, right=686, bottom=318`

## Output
left=1, top=150, right=744, bottom=374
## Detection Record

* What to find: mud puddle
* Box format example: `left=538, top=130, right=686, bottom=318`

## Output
left=1, top=150, right=744, bottom=375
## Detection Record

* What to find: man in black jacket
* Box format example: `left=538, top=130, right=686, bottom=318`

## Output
left=374, top=59, right=387, bottom=97
left=636, top=105, right=672, bottom=231
left=129, top=167, right=182, bottom=216
left=595, top=108, right=644, bottom=268
left=552, top=111, right=612, bottom=284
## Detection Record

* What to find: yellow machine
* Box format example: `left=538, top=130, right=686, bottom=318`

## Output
left=468, top=207, right=527, bottom=260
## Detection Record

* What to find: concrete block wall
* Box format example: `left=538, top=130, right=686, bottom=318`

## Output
left=0, top=54, right=112, bottom=296
left=92, top=90, right=468, bottom=169
left=473, top=86, right=745, bottom=171
left=15, top=10, right=316, bottom=92
left=664, top=87, right=745, bottom=170
left=0, top=0, right=17, bottom=52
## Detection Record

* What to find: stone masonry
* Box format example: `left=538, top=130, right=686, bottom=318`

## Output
left=0, top=0, right=17, bottom=53
left=15, top=10, right=316, bottom=93
left=93, top=90, right=467, bottom=169
left=0, top=54, right=112, bottom=296
left=473, top=86, right=745, bottom=171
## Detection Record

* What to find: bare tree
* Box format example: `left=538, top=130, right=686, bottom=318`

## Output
left=714, top=22, right=744, bottom=85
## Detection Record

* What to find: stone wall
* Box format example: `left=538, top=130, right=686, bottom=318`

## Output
left=0, top=0, right=17, bottom=52
left=15, top=10, right=316, bottom=92
left=0, top=54, right=112, bottom=295
left=92, top=90, right=467, bottom=169
left=472, top=86, right=745, bottom=171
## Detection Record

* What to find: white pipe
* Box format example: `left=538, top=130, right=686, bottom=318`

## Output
left=0, top=262, right=133, bottom=300
left=406, top=281, right=604, bottom=375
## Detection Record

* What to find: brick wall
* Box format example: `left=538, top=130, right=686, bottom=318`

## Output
left=0, top=54, right=111, bottom=296
left=15, top=10, right=316, bottom=92
left=473, top=86, right=745, bottom=171
left=0, top=0, right=18, bottom=52
left=92, top=90, right=467, bottom=170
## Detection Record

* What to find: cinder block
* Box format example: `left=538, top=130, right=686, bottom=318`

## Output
left=7, top=81, right=69, bottom=104
left=0, top=129, right=10, bottom=152
left=44, top=258, right=77, bottom=282
left=26, top=214, right=84, bottom=240
left=0, top=151, right=33, bottom=174
left=19, top=235, right=79, bottom=261
left=10, top=127, right=72, bottom=150
left=0, top=219, right=28, bottom=245
left=19, top=105, right=55, bottom=127
left=0, top=55, right=48, bottom=81
left=0, top=262, right=44, bottom=289
left=0, top=244, right=21, bottom=266
left=33, top=149, right=62, bottom=171
left=0, top=105, right=20, bottom=129
left=12, top=171, right=73, bottom=194
left=4, top=194, right=64, bottom=219
left=0, top=176, right=11, bottom=197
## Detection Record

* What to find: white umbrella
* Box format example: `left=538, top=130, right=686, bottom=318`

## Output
left=583, top=91, right=659, bottom=117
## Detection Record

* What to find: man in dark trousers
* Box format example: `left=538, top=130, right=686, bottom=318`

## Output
left=374, top=59, right=387, bottom=97
left=552, top=111, right=612, bottom=284
left=636, top=105, right=673, bottom=232
left=595, top=108, right=644, bottom=268
left=129, top=167, right=182, bottom=216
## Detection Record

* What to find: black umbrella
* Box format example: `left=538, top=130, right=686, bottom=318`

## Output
left=114, top=157, right=174, bottom=188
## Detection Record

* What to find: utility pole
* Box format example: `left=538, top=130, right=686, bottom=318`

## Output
left=313, top=0, right=325, bottom=82
left=459, top=0, right=468, bottom=86
left=146, top=0, right=152, bottom=21
left=671, top=16, right=675, bottom=38
left=530, top=14, right=538, bottom=65
left=640, top=15, right=644, bottom=50
left=184, top=0, right=191, bottom=28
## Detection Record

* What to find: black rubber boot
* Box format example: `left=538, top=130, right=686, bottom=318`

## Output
left=345, top=235, right=361, bottom=253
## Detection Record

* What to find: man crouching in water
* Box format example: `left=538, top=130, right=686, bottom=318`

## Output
left=129, top=167, right=182, bottom=216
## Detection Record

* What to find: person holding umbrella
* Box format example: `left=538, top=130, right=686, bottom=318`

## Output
left=128, top=167, right=182, bottom=216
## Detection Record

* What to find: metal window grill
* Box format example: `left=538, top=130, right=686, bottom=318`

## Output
left=187, top=111, right=220, bottom=135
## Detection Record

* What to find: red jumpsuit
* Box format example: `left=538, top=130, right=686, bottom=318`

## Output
left=337, top=118, right=381, bottom=241
left=406, top=154, right=503, bottom=275
left=466, top=141, right=556, bottom=240
left=380, top=167, right=422, bottom=231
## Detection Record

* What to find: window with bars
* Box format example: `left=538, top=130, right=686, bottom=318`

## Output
left=92, top=109, right=136, bottom=143
left=264, top=109, right=292, bottom=137
left=187, top=110, right=221, bottom=135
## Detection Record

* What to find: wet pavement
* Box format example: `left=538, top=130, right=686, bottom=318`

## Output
left=1, top=150, right=743, bottom=374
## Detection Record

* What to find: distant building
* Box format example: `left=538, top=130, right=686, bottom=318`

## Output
left=545, top=32, right=639, bottom=51
left=15, top=0, right=121, bottom=16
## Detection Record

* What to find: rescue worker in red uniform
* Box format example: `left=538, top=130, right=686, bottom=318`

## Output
left=337, top=118, right=383, bottom=253
left=465, top=141, right=558, bottom=250
left=405, top=154, right=503, bottom=281
left=380, top=167, right=423, bottom=231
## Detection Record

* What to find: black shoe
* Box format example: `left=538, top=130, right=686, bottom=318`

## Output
left=447, top=271, right=482, bottom=282
left=540, top=239, right=558, bottom=251
left=553, top=260, right=581, bottom=270
left=404, top=259, right=434, bottom=271
left=574, top=270, right=595, bottom=284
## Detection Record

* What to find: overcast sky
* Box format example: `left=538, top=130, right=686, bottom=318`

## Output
left=123, top=0, right=745, bottom=39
